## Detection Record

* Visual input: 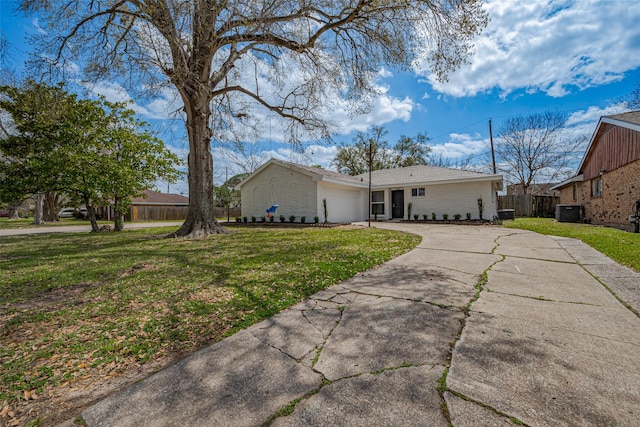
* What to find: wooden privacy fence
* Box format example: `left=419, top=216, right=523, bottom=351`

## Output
left=128, top=206, right=241, bottom=221
left=498, top=195, right=559, bottom=218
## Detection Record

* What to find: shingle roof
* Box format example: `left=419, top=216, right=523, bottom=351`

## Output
left=132, top=189, right=188, bottom=205
left=356, top=164, right=501, bottom=186
left=606, top=110, right=640, bottom=127
left=273, top=159, right=365, bottom=183
left=238, top=158, right=501, bottom=190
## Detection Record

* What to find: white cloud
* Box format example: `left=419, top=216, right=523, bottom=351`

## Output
left=566, top=103, right=628, bottom=126
left=418, top=0, right=640, bottom=98
left=31, top=18, right=47, bottom=35
left=87, top=81, right=181, bottom=121
left=378, top=67, right=393, bottom=78
left=430, top=133, right=489, bottom=160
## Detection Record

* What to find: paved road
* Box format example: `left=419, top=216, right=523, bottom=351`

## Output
left=0, top=221, right=185, bottom=237
left=68, top=223, right=639, bottom=426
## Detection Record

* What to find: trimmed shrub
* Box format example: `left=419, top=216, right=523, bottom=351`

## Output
left=279, top=215, right=285, bottom=223
left=442, top=214, right=449, bottom=220
left=300, top=216, right=306, bottom=223
left=466, top=212, right=472, bottom=220
left=423, top=214, right=428, bottom=221
left=289, top=215, right=296, bottom=223
left=453, top=214, right=462, bottom=220
left=314, top=216, right=319, bottom=224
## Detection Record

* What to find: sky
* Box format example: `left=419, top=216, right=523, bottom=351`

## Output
left=2, top=0, right=640, bottom=195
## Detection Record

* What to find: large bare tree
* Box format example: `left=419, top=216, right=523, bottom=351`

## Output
left=21, top=0, right=488, bottom=237
left=495, top=111, right=585, bottom=194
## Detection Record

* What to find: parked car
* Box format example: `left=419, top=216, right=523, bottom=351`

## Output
left=58, top=207, right=88, bottom=219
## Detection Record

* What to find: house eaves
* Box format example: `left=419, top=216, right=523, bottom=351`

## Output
left=550, top=174, right=584, bottom=191
left=357, top=165, right=503, bottom=189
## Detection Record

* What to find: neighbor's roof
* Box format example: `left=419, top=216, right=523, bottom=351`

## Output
left=550, top=174, right=584, bottom=191
left=605, top=111, right=640, bottom=129
left=132, top=189, right=188, bottom=205
left=358, top=164, right=502, bottom=187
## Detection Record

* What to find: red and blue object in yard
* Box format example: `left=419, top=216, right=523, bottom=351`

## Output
left=266, top=204, right=279, bottom=218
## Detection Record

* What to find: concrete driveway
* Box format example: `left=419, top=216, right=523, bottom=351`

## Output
left=72, top=223, right=640, bottom=426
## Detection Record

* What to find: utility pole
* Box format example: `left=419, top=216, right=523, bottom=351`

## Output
left=489, top=118, right=497, bottom=174
left=368, top=140, right=372, bottom=228
left=226, top=166, right=230, bottom=223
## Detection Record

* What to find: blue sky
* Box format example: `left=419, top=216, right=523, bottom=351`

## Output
left=2, top=0, right=640, bottom=195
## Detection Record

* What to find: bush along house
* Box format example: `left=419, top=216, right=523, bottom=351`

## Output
left=235, top=158, right=503, bottom=223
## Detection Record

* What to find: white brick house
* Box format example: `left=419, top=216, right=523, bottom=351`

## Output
left=236, top=158, right=503, bottom=222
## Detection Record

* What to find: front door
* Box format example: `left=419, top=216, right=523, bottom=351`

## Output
left=391, top=190, right=404, bottom=219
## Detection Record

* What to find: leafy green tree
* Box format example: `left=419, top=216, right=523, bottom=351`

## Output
left=91, top=102, right=183, bottom=231
left=21, top=0, right=488, bottom=238
left=332, top=126, right=431, bottom=175
left=0, top=82, right=182, bottom=231
left=0, top=81, right=80, bottom=224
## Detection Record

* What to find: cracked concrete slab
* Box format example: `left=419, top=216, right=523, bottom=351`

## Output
left=552, top=236, right=640, bottom=314
left=313, top=295, right=461, bottom=380
left=449, top=293, right=640, bottom=426
left=273, top=366, right=447, bottom=427
left=246, top=308, right=337, bottom=360
left=444, top=392, right=517, bottom=426
left=81, top=330, right=322, bottom=427
left=495, top=233, right=575, bottom=262
left=488, top=257, right=622, bottom=306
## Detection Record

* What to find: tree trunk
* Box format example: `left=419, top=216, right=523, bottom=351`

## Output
left=85, top=198, right=100, bottom=232
left=32, top=193, right=45, bottom=225
left=43, top=191, right=60, bottom=222
left=113, top=197, right=125, bottom=231
left=168, top=91, right=227, bottom=238
left=8, top=200, right=21, bottom=220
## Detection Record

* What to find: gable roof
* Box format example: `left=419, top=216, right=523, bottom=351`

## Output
left=235, top=158, right=368, bottom=189
left=131, top=189, right=189, bottom=205
left=578, top=109, right=640, bottom=173
left=237, top=158, right=502, bottom=191
left=359, top=164, right=502, bottom=187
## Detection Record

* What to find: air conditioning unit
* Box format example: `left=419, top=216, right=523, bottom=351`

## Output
left=555, top=204, right=582, bottom=222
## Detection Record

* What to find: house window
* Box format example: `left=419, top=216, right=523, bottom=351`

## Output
left=572, top=183, right=577, bottom=201
left=371, top=191, right=384, bottom=215
left=591, top=176, right=602, bottom=198
left=411, top=187, right=425, bottom=197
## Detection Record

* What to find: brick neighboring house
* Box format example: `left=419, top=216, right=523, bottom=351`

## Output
left=551, top=111, right=640, bottom=229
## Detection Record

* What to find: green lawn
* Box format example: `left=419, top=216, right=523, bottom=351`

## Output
left=505, top=218, right=640, bottom=272
left=0, top=225, right=419, bottom=425
left=0, top=217, right=113, bottom=229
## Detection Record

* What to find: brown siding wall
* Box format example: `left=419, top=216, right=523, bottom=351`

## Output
left=127, top=206, right=241, bottom=221
left=582, top=125, right=640, bottom=180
